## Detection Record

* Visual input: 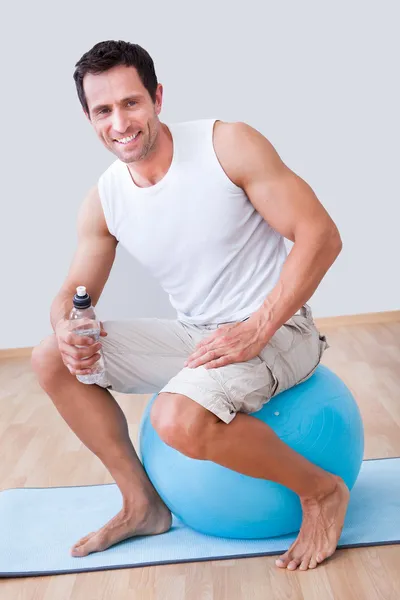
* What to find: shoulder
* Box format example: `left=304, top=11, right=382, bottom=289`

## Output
left=79, top=185, right=103, bottom=221
left=98, top=158, right=123, bottom=183
left=78, top=185, right=115, bottom=240
left=213, top=120, right=274, bottom=147
left=213, top=121, right=285, bottom=187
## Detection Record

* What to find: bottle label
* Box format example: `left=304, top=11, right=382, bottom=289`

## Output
left=69, top=317, right=100, bottom=345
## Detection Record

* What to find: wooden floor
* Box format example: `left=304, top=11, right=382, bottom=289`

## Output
left=1, top=321, right=400, bottom=599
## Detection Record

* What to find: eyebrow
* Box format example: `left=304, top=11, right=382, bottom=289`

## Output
left=91, top=95, right=142, bottom=114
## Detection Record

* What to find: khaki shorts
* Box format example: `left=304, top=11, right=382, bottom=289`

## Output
left=98, top=305, right=328, bottom=424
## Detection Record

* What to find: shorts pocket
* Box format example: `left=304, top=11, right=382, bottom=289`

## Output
left=208, top=357, right=278, bottom=414
left=294, top=331, right=329, bottom=386
left=258, top=320, right=327, bottom=397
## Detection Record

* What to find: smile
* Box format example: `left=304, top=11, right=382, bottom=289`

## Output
left=114, top=132, right=141, bottom=144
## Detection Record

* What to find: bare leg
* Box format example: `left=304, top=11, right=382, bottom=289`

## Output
left=31, top=336, right=171, bottom=558
left=154, top=393, right=350, bottom=571
left=208, top=413, right=350, bottom=571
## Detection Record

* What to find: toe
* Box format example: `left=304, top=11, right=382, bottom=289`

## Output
left=71, top=544, right=85, bottom=557
left=275, top=559, right=286, bottom=568
left=71, top=531, right=95, bottom=556
left=75, top=532, right=95, bottom=545
left=287, top=559, right=300, bottom=571
left=309, top=555, right=318, bottom=569
left=71, top=539, right=94, bottom=557
left=70, top=532, right=95, bottom=556
left=299, top=555, right=312, bottom=571
left=275, top=553, right=290, bottom=568
left=75, top=533, right=106, bottom=557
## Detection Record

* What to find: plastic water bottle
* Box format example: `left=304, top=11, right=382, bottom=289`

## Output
left=68, top=286, right=107, bottom=385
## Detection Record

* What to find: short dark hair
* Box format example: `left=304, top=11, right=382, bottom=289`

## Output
left=73, top=40, right=158, bottom=115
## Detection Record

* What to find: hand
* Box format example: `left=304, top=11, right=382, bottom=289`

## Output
left=184, top=317, right=270, bottom=370
left=55, top=319, right=108, bottom=376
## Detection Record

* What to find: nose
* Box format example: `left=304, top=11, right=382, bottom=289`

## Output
left=111, top=109, right=129, bottom=134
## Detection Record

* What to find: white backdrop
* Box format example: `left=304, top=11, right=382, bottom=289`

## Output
left=1, top=0, right=399, bottom=350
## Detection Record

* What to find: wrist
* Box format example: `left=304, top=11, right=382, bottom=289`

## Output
left=249, top=308, right=276, bottom=343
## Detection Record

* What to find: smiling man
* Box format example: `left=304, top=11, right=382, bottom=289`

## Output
left=31, top=40, right=349, bottom=571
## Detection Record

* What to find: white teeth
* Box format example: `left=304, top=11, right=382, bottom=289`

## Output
left=115, top=132, right=139, bottom=144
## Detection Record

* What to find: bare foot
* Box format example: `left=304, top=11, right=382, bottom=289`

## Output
left=70, top=500, right=172, bottom=557
left=275, top=475, right=350, bottom=571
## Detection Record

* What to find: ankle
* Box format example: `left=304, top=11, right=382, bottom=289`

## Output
left=300, top=473, right=340, bottom=503
left=122, top=492, right=171, bottom=528
left=121, top=485, right=167, bottom=515
left=122, top=497, right=150, bottom=519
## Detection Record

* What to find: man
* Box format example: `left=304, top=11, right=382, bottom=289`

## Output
left=31, top=40, right=349, bottom=572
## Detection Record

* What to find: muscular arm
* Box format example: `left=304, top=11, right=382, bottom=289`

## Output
left=50, top=186, right=118, bottom=330
left=214, top=121, right=342, bottom=337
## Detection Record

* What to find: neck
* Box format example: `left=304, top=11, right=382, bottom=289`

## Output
left=127, top=122, right=173, bottom=187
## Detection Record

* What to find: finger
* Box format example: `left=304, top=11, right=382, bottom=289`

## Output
left=60, top=341, right=101, bottom=360
left=66, top=331, right=96, bottom=346
left=186, top=349, right=220, bottom=368
left=204, top=355, right=233, bottom=369
left=184, top=346, right=214, bottom=366
left=205, top=350, right=244, bottom=369
left=63, top=354, right=100, bottom=369
left=60, top=344, right=81, bottom=361
left=195, top=332, right=220, bottom=349
left=184, top=350, right=205, bottom=365
left=60, top=341, right=97, bottom=358
left=75, top=367, right=97, bottom=375
left=184, top=346, right=207, bottom=365
left=65, top=365, right=98, bottom=377
left=188, top=336, right=232, bottom=364
left=66, top=364, right=94, bottom=376
left=64, top=353, right=102, bottom=373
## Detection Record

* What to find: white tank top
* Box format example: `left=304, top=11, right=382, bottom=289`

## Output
left=98, top=119, right=287, bottom=325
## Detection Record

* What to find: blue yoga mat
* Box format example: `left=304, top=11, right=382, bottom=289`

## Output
left=0, top=457, right=399, bottom=578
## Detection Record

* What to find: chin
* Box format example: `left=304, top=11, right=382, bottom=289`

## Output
left=119, top=149, right=142, bottom=163
left=118, top=156, right=134, bottom=164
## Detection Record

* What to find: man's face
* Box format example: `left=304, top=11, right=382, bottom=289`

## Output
left=83, top=65, right=163, bottom=164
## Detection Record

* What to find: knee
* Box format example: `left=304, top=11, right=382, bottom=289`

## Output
left=31, top=335, right=66, bottom=389
left=150, top=393, right=215, bottom=460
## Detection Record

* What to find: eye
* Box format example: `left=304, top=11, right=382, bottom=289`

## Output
left=127, top=100, right=137, bottom=107
left=98, top=108, right=110, bottom=115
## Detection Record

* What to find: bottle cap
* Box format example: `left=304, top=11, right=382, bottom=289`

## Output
left=76, top=286, right=87, bottom=296
left=73, top=286, right=92, bottom=309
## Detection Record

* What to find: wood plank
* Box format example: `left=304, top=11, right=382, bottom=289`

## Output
left=315, top=309, right=400, bottom=329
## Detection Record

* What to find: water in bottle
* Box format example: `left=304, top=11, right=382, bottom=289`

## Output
left=69, top=286, right=107, bottom=385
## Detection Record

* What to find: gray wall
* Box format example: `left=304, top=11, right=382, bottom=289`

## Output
left=1, top=1, right=399, bottom=350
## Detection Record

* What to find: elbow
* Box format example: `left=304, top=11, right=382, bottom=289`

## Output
left=295, top=220, right=343, bottom=260
left=326, top=224, right=343, bottom=260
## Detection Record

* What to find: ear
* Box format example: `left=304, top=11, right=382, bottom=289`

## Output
left=154, top=83, right=163, bottom=116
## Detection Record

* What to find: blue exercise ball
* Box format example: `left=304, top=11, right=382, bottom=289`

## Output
left=138, top=364, right=364, bottom=539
